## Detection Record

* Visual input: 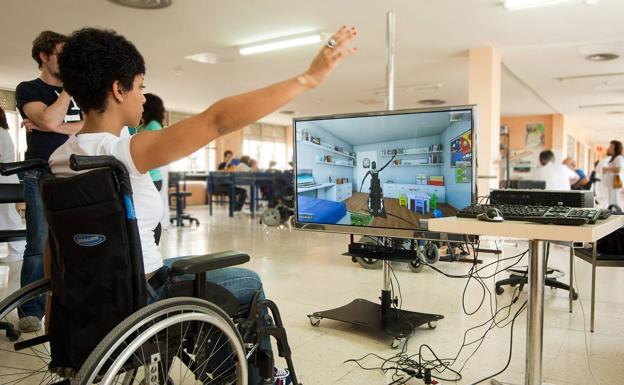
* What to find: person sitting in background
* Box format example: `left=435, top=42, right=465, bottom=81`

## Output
left=534, top=150, right=579, bottom=190
left=249, top=159, right=258, bottom=171
left=563, top=157, right=590, bottom=190
left=268, top=160, right=277, bottom=170
left=218, top=149, right=233, bottom=170
left=236, top=155, right=251, bottom=171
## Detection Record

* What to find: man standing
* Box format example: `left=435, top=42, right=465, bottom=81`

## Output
left=15, top=31, right=83, bottom=332
left=534, top=150, right=579, bottom=190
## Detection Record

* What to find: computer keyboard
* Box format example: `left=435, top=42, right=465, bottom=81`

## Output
left=458, top=204, right=602, bottom=225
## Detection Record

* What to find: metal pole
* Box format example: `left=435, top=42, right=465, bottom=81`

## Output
left=382, top=11, right=396, bottom=293
left=525, top=239, right=545, bottom=385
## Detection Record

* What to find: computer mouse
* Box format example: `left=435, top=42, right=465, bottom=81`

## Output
left=477, top=207, right=504, bottom=222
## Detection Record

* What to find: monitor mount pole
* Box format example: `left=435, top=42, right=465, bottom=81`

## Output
left=381, top=11, right=396, bottom=316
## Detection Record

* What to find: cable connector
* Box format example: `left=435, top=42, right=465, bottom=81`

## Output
left=424, top=368, right=432, bottom=384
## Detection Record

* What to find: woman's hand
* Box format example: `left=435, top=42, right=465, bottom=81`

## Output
left=301, top=26, right=358, bottom=88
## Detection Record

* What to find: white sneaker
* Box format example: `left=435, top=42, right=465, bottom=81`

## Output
left=18, top=316, right=41, bottom=333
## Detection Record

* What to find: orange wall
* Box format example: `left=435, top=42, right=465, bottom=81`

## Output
left=215, top=128, right=244, bottom=163
left=500, top=115, right=554, bottom=151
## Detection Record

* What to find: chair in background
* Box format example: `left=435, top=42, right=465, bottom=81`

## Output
left=398, top=192, right=408, bottom=208
left=169, top=172, right=200, bottom=227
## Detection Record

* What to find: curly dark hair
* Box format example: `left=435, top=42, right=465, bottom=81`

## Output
left=32, top=31, right=67, bottom=69
left=58, top=28, right=145, bottom=113
left=0, top=107, right=8, bottom=130
left=142, top=93, right=165, bottom=126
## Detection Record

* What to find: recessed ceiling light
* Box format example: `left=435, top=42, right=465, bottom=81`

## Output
left=239, top=33, right=323, bottom=56
left=279, top=110, right=299, bottom=115
left=503, top=0, right=597, bottom=11
left=579, top=103, right=624, bottom=109
left=586, top=53, right=620, bottom=62
left=557, top=72, right=624, bottom=82
left=419, top=99, right=446, bottom=106
left=184, top=52, right=233, bottom=65
left=107, top=0, right=171, bottom=9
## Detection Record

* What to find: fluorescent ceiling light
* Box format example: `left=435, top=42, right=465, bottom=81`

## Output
left=504, top=0, right=597, bottom=11
left=185, top=52, right=233, bottom=64
left=239, top=33, right=322, bottom=56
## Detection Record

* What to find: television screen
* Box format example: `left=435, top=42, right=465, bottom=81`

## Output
left=293, top=106, right=476, bottom=238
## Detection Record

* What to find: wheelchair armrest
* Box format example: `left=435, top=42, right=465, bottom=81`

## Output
left=170, top=251, right=250, bottom=275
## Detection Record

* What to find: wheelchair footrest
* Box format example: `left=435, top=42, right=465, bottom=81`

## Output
left=14, top=333, right=50, bottom=351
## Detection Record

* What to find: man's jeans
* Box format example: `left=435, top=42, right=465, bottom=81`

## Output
left=18, top=169, right=47, bottom=319
left=147, top=262, right=272, bottom=384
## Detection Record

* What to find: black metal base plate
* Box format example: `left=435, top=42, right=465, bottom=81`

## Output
left=309, top=299, right=444, bottom=339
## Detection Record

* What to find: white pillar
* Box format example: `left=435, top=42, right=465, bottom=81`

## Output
left=469, top=47, right=501, bottom=195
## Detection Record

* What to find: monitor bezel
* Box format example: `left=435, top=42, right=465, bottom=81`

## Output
left=293, top=104, right=478, bottom=241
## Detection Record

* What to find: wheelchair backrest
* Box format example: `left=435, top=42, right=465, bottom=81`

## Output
left=40, top=164, right=147, bottom=371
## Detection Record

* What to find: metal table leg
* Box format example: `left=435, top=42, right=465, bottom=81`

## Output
left=492, top=239, right=545, bottom=385
left=569, top=244, right=574, bottom=313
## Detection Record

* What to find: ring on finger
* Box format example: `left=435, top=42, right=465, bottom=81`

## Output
left=326, top=38, right=337, bottom=49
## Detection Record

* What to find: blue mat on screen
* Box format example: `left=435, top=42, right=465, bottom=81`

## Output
left=297, top=196, right=347, bottom=224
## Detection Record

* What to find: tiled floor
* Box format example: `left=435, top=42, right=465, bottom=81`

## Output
left=1, top=205, right=623, bottom=385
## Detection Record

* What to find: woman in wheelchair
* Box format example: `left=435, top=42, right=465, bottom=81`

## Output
left=0, top=27, right=357, bottom=385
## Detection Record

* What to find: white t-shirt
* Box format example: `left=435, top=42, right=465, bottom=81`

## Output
left=533, top=162, right=579, bottom=191
left=49, top=133, right=164, bottom=274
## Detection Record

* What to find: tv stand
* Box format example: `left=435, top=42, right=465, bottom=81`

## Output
left=307, top=237, right=444, bottom=348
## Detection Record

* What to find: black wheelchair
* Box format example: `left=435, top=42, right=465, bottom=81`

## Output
left=259, top=171, right=294, bottom=227
left=0, top=155, right=301, bottom=385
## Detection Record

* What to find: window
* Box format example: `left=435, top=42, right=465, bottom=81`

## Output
left=242, top=123, right=288, bottom=169
left=169, top=143, right=216, bottom=172
left=166, top=111, right=217, bottom=172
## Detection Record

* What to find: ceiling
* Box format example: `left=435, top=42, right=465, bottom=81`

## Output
left=300, top=110, right=461, bottom=146
left=1, top=0, right=623, bottom=143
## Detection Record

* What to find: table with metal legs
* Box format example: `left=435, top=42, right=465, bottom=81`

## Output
left=428, top=216, right=624, bottom=385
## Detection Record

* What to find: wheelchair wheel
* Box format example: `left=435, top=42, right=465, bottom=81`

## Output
left=0, top=279, right=63, bottom=385
left=75, top=297, right=247, bottom=385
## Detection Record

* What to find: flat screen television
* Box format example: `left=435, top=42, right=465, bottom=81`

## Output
left=293, top=105, right=477, bottom=240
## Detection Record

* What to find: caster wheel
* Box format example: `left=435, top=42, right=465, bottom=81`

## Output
left=308, top=315, right=321, bottom=327
left=262, top=208, right=281, bottom=227
left=427, top=321, right=437, bottom=329
left=351, top=256, right=358, bottom=263
left=391, top=337, right=405, bottom=349
left=424, top=244, right=440, bottom=264
left=408, top=259, right=424, bottom=273
left=572, top=292, right=579, bottom=300
left=356, top=257, right=383, bottom=269
left=495, top=286, right=504, bottom=295
left=510, top=283, right=517, bottom=287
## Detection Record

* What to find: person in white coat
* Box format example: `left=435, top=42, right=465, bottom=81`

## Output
left=0, top=107, right=26, bottom=261
left=602, top=140, right=624, bottom=209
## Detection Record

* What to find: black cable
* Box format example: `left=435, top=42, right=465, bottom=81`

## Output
left=345, top=236, right=528, bottom=383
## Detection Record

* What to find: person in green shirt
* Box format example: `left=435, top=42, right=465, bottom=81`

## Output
left=131, top=93, right=165, bottom=190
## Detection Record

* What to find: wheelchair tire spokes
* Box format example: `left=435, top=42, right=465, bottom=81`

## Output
left=74, top=298, right=247, bottom=385
left=0, top=280, right=64, bottom=385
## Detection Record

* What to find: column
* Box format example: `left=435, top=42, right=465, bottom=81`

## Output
left=469, top=47, right=501, bottom=195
